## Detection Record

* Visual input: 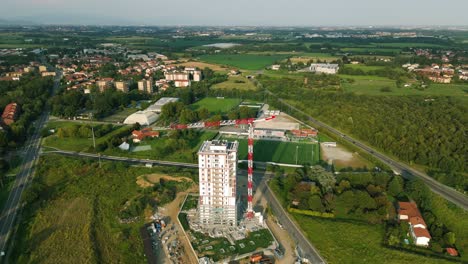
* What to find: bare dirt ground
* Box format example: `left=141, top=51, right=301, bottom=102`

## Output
left=320, top=144, right=369, bottom=168
left=160, top=183, right=199, bottom=264
left=172, top=61, right=229, bottom=72
left=136, top=174, right=194, bottom=188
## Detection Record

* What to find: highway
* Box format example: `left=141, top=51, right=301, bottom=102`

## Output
left=272, top=96, right=468, bottom=211
left=0, top=71, right=62, bottom=258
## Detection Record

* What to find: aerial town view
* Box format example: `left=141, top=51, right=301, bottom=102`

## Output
left=0, top=1, right=467, bottom=264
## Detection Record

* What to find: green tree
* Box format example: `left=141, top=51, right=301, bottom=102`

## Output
left=444, top=232, right=456, bottom=246
left=388, top=176, right=403, bottom=197
left=308, top=195, right=324, bottom=212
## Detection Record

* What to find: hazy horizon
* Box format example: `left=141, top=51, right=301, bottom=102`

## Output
left=2, top=0, right=468, bottom=26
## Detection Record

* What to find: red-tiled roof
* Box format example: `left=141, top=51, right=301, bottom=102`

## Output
left=409, top=216, right=427, bottom=228
left=446, top=248, right=458, bottom=256
left=398, top=201, right=420, bottom=219
left=2, top=103, right=19, bottom=125
left=413, top=227, right=431, bottom=239
left=132, top=128, right=159, bottom=141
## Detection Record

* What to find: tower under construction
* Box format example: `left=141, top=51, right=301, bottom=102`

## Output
left=198, top=140, right=238, bottom=228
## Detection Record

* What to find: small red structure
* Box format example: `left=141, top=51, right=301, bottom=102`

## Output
left=132, top=127, right=159, bottom=143
left=1, top=103, right=20, bottom=126
left=446, top=248, right=458, bottom=257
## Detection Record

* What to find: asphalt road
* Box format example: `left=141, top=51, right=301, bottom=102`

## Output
left=273, top=96, right=468, bottom=211
left=0, top=71, right=62, bottom=258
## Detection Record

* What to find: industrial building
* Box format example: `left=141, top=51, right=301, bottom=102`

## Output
left=198, top=140, right=238, bottom=228
left=145, top=97, right=179, bottom=113
left=309, top=63, right=339, bottom=74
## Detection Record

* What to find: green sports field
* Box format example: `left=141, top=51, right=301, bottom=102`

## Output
left=222, top=137, right=320, bottom=165
left=198, top=54, right=289, bottom=70
left=190, top=97, right=242, bottom=114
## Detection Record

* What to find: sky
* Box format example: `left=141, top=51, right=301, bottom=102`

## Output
left=2, top=0, right=468, bottom=26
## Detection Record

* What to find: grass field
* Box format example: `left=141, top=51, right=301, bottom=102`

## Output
left=104, top=130, right=218, bottom=162
left=341, top=47, right=402, bottom=54
left=340, top=75, right=468, bottom=98
left=190, top=97, right=242, bottom=114
left=343, top=64, right=387, bottom=72
left=43, top=122, right=130, bottom=152
left=222, top=137, right=320, bottom=165
left=212, top=75, right=257, bottom=90
left=198, top=54, right=289, bottom=70
left=293, top=214, right=456, bottom=264
left=288, top=52, right=340, bottom=63
left=11, top=156, right=171, bottom=263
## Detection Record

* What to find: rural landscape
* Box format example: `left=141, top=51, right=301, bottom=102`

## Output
left=0, top=2, right=467, bottom=264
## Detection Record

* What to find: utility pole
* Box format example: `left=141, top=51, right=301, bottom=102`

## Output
left=296, top=146, right=299, bottom=165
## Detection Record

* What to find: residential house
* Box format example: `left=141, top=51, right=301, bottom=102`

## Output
left=96, top=78, right=114, bottom=92
left=138, top=79, right=153, bottom=93
left=132, top=128, right=160, bottom=143
left=398, top=201, right=432, bottom=247
left=115, top=81, right=130, bottom=93
left=1, top=102, right=20, bottom=126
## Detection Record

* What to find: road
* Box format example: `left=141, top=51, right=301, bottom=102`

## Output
left=270, top=96, right=468, bottom=211
left=0, top=71, right=62, bottom=258
left=259, top=177, right=326, bottom=264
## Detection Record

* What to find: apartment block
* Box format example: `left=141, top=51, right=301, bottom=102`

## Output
left=198, top=140, right=238, bottom=228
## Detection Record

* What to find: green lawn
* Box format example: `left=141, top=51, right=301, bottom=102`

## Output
left=341, top=47, right=402, bottom=54
left=212, top=75, right=257, bottom=90
left=222, top=137, right=320, bottom=165
left=293, top=214, right=457, bottom=264
left=43, top=122, right=131, bottom=152
left=190, top=97, right=242, bottom=114
left=198, top=54, right=289, bottom=70
left=343, top=64, right=387, bottom=72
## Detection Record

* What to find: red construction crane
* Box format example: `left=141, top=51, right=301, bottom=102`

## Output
left=170, top=115, right=276, bottom=219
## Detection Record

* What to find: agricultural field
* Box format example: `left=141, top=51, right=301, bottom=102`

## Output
left=212, top=75, right=257, bottom=90
left=190, top=97, right=242, bottom=114
left=198, top=54, right=289, bottom=70
left=293, top=214, right=457, bottom=264
left=340, top=75, right=468, bottom=97
left=222, top=137, right=320, bottom=165
left=342, top=64, right=387, bottom=72
left=287, top=52, right=340, bottom=63
left=11, top=155, right=196, bottom=263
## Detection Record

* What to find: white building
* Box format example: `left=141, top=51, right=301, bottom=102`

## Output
left=309, top=63, right=339, bottom=74
left=198, top=140, right=238, bottom=228
left=123, top=111, right=158, bottom=126
left=145, top=97, right=179, bottom=113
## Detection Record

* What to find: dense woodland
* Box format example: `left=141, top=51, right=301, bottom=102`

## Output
left=259, top=76, right=467, bottom=190
left=0, top=74, right=53, bottom=147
